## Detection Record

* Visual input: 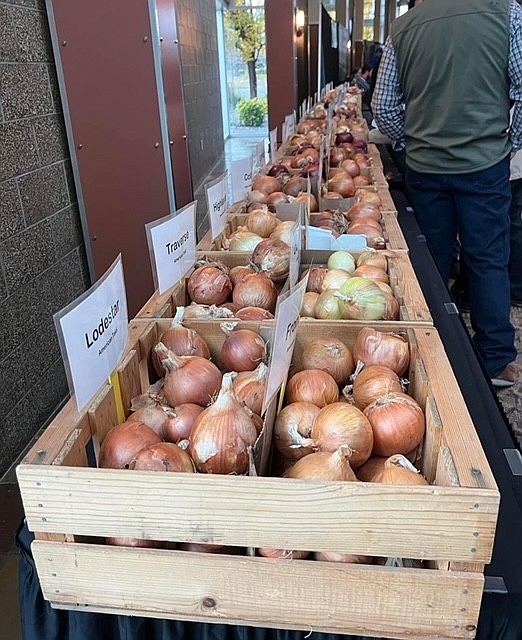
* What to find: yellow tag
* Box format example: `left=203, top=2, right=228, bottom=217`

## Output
left=109, top=371, right=126, bottom=423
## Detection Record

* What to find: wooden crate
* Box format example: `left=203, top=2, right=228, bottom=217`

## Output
left=17, top=320, right=499, bottom=639
left=136, top=248, right=431, bottom=323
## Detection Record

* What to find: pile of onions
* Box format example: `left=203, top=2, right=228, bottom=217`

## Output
left=220, top=324, right=267, bottom=373
left=284, top=445, right=358, bottom=481
left=188, top=372, right=258, bottom=474
left=374, top=454, right=428, bottom=486
left=152, top=308, right=210, bottom=376
left=187, top=264, right=232, bottom=306
left=353, top=327, right=410, bottom=376
left=99, top=421, right=162, bottom=469
left=310, top=402, right=373, bottom=468
left=301, top=337, right=355, bottom=385
left=351, top=364, right=403, bottom=410
left=363, top=392, right=425, bottom=457
left=129, top=442, right=195, bottom=473
left=274, top=401, right=320, bottom=460
left=156, top=342, right=222, bottom=407
left=285, top=369, right=339, bottom=407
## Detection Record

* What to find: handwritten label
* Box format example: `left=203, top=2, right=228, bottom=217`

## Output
left=269, top=127, right=278, bottom=163
left=262, top=276, right=308, bottom=414
left=231, top=157, right=253, bottom=203
left=206, top=172, right=228, bottom=240
left=146, top=201, right=196, bottom=294
left=54, top=256, right=129, bottom=412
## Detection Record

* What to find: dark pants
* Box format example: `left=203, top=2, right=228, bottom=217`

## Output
left=405, top=157, right=516, bottom=378
left=509, top=178, right=522, bottom=302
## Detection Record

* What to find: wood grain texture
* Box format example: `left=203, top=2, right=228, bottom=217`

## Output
left=32, top=541, right=484, bottom=640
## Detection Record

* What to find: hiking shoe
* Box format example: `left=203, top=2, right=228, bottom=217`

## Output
left=491, top=363, right=519, bottom=389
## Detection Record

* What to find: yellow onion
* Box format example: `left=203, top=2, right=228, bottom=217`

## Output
left=284, top=445, right=358, bottom=481
left=301, top=291, right=319, bottom=317
left=187, top=265, right=232, bottom=305
left=152, top=308, right=210, bottom=376
left=229, top=265, right=256, bottom=286
left=232, top=362, right=269, bottom=415
left=383, top=290, right=400, bottom=320
left=355, top=189, right=382, bottom=207
left=315, top=552, right=372, bottom=564
left=353, top=327, right=410, bottom=376
left=301, top=338, right=355, bottom=385
left=251, top=238, right=290, bottom=283
left=156, top=342, right=222, bottom=408
left=352, top=364, right=403, bottom=410
left=356, top=249, right=388, bottom=271
left=321, top=268, right=352, bottom=292
left=285, top=369, right=339, bottom=407
left=314, top=289, right=344, bottom=319
left=351, top=264, right=390, bottom=285
left=188, top=372, right=258, bottom=474
left=181, top=303, right=234, bottom=320
left=274, top=401, right=320, bottom=460
left=306, top=267, right=328, bottom=293
left=252, top=175, right=281, bottom=196
left=127, top=393, right=178, bottom=439
left=374, top=454, right=429, bottom=486
left=257, top=548, right=310, bottom=559
left=356, top=455, right=387, bottom=482
left=245, top=209, right=280, bottom=237
left=326, top=251, right=356, bottom=274
left=232, top=272, right=278, bottom=313
left=363, top=392, right=425, bottom=457
left=345, top=202, right=382, bottom=223
left=220, top=325, right=266, bottom=372
left=234, top=306, right=274, bottom=320
left=129, top=442, right=195, bottom=473
left=227, top=228, right=264, bottom=252
left=310, top=403, right=373, bottom=468
left=283, top=175, right=307, bottom=197
left=270, top=220, right=296, bottom=245
left=163, top=403, right=204, bottom=443
left=99, top=421, right=162, bottom=469
left=335, top=277, right=387, bottom=320
left=107, top=537, right=165, bottom=549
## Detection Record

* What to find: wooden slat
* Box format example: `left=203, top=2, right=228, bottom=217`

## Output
left=387, top=252, right=432, bottom=322
left=17, top=466, right=498, bottom=562
left=32, top=541, right=484, bottom=640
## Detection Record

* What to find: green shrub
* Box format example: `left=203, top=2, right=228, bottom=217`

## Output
left=237, top=98, right=267, bottom=127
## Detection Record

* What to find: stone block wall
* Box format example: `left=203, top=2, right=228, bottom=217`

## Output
left=0, top=0, right=89, bottom=476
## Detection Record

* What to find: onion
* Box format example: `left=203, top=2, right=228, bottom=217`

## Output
left=229, top=264, right=256, bottom=286
left=267, top=163, right=291, bottom=178
left=352, top=364, right=403, bottom=410
left=232, top=272, right=278, bottom=313
left=220, top=325, right=266, bottom=372
left=335, top=131, right=353, bottom=145
left=181, top=303, right=234, bottom=320
left=284, top=445, right=358, bottom=481
left=294, top=193, right=318, bottom=212
left=310, top=403, right=373, bottom=468
left=340, top=158, right=361, bottom=178
left=352, top=264, right=390, bottom=284
left=363, top=392, right=425, bottom=457
left=283, top=176, right=307, bottom=197
left=348, top=217, right=383, bottom=233
left=327, top=173, right=355, bottom=198
left=315, top=551, right=372, bottom=564
left=179, top=542, right=226, bottom=553
left=107, top=537, right=164, bottom=549
left=321, top=268, right=352, bottom=292
left=353, top=175, right=371, bottom=187
left=265, top=191, right=289, bottom=210
left=285, top=369, right=339, bottom=407
left=356, top=455, right=387, bottom=482
left=99, top=421, right=162, bottom=469
left=251, top=238, right=290, bottom=283
left=247, top=190, right=267, bottom=205
left=374, top=454, right=429, bottom=486
left=329, top=147, right=347, bottom=167
left=234, top=306, right=274, bottom=320
left=232, top=362, right=268, bottom=415
left=188, top=372, right=258, bottom=474
left=335, top=277, right=387, bottom=320
left=245, top=209, right=279, bottom=237
left=356, top=250, right=388, bottom=271
left=383, top=291, right=400, bottom=320
left=301, top=338, right=355, bottom=385
left=322, top=191, right=343, bottom=201
left=127, top=394, right=177, bottom=438
left=257, top=548, right=310, bottom=559
left=274, top=401, right=320, bottom=460
left=301, top=291, right=319, bottom=317
left=326, top=251, right=356, bottom=273
left=129, top=442, right=195, bottom=472
left=156, top=343, right=222, bottom=407
left=163, top=403, right=204, bottom=443
left=355, top=189, right=382, bottom=207
left=306, top=267, right=328, bottom=293
left=312, top=210, right=349, bottom=236
left=270, top=220, right=296, bottom=246
left=227, top=229, right=264, bottom=252
left=353, top=328, right=410, bottom=376
left=187, top=266, right=232, bottom=305
left=252, top=175, right=281, bottom=196
left=345, top=202, right=382, bottom=222
left=314, top=289, right=344, bottom=319
left=152, top=308, right=210, bottom=376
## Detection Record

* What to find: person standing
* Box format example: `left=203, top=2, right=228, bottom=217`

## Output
left=371, top=0, right=520, bottom=388
left=509, top=149, right=522, bottom=307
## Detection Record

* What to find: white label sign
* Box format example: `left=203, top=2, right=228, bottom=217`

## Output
left=269, top=127, right=278, bottom=163
left=206, top=172, right=228, bottom=239
left=284, top=113, right=295, bottom=139
left=289, top=221, right=302, bottom=288
left=262, top=276, right=308, bottom=413
left=146, top=201, right=196, bottom=295
left=54, top=256, right=129, bottom=412
left=256, top=139, right=267, bottom=169
left=231, top=157, right=253, bottom=203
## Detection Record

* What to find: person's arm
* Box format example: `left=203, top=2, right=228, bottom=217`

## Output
left=509, top=0, right=522, bottom=151
left=370, top=36, right=406, bottom=149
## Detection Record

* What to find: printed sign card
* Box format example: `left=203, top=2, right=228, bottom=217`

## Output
left=206, top=172, right=228, bottom=239
left=231, top=157, right=253, bottom=203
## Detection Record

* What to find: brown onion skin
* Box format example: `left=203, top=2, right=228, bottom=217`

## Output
left=306, top=267, right=328, bottom=293
left=129, top=442, right=195, bottom=473
left=232, top=273, right=278, bottom=313
left=352, top=264, right=390, bottom=285
left=251, top=238, right=290, bottom=283
left=252, top=175, right=281, bottom=196
left=274, top=401, right=320, bottom=460
left=283, top=176, right=307, bottom=197
left=221, top=328, right=266, bottom=373
left=232, top=365, right=267, bottom=415
left=353, top=328, right=410, bottom=377
left=162, top=354, right=222, bottom=408
left=356, top=455, right=387, bottom=482
left=234, top=306, right=275, bottom=321
left=301, top=291, right=319, bottom=317
left=187, top=266, right=232, bottom=306
left=345, top=202, right=382, bottom=222
left=352, top=364, right=402, bottom=410
left=374, top=455, right=429, bottom=486
left=311, top=403, right=373, bottom=469
left=301, top=338, right=355, bottom=385
left=99, top=421, right=162, bottom=469
left=125, top=405, right=170, bottom=439
left=152, top=327, right=210, bottom=377
left=284, top=446, right=358, bottom=481
left=229, top=265, right=256, bottom=287
left=363, top=392, right=425, bottom=457
left=285, top=369, right=339, bottom=408
left=163, top=403, right=204, bottom=443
